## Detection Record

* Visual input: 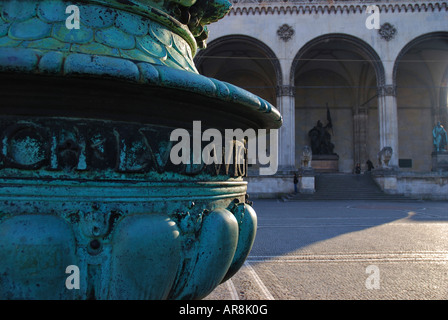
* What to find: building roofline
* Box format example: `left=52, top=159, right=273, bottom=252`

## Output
left=228, top=0, right=448, bottom=15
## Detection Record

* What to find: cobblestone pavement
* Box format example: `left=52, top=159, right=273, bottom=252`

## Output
left=205, top=199, right=448, bottom=300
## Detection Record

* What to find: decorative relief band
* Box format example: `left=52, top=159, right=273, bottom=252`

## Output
left=0, top=118, right=248, bottom=178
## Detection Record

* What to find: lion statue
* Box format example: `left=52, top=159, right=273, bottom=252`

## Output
left=377, top=146, right=393, bottom=168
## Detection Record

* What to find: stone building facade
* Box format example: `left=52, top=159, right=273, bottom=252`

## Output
left=195, top=0, right=448, bottom=199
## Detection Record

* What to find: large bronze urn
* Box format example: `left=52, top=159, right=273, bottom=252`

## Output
left=0, top=0, right=282, bottom=299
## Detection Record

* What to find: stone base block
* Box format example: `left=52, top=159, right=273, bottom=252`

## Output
left=311, top=155, right=339, bottom=172
left=374, top=175, right=398, bottom=194
left=432, top=151, right=448, bottom=171
left=299, top=176, right=315, bottom=194
left=245, top=175, right=294, bottom=198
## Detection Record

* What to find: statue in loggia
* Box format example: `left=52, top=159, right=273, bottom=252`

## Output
left=433, top=121, right=448, bottom=152
left=308, top=105, right=336, bottom=155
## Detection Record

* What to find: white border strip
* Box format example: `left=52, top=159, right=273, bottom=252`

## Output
left=225, top=279, right=240, bottom=300
left=244, top=262, right=275, bottom=300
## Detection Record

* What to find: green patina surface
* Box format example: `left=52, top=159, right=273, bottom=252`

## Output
left=0, top=0, right=281, bottom=300
left=0, top=0, right=198, bottom=72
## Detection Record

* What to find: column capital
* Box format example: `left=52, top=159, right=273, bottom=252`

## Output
left=276, top=85, right=295, bottom=97
left=377, top=84, right=397, bottom=97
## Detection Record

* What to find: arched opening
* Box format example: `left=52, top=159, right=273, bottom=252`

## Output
left=394, top=32, right=448, bottom=172
left=292, top=34, right=384, bottom=173
left=194, top=35, right=281, bottom=105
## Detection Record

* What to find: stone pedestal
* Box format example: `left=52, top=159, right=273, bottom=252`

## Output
left=432, top=151, right=448, bottom=172
left=299, top=176, right=315, bottom=194
left=297, top=168, right=315, bottom=194
left=311, top=155, right=339, bottom=172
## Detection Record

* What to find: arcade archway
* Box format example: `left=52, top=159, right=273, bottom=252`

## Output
left=292, top=34, right=384, bottom=173
left=195, top=35, right=281, bottom=105
left=394, top=32, right=448, bottom=171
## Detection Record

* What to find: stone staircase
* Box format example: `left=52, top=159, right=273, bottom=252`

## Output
left=283, top=173, right=416, bottom=201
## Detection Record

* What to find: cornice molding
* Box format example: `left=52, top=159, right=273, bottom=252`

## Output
left=228, top=1, right=448, bottom=16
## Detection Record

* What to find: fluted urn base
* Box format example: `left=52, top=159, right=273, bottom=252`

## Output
left=0, top=180, right=256, bottom=300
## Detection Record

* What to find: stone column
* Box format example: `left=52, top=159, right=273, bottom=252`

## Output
left=353, top=106, right=368, bottom=170
left=377, top=84, right=399, bottom=167
left=276, top=85, right=296, bottom=173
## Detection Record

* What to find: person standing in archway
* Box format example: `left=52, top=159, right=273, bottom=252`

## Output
left=355, top=163, right=361, bottom=174
left=366, top=159, right=375, bottom=172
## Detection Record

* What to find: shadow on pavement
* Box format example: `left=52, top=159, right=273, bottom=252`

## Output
left=248, top=199, right=448, bottom=259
